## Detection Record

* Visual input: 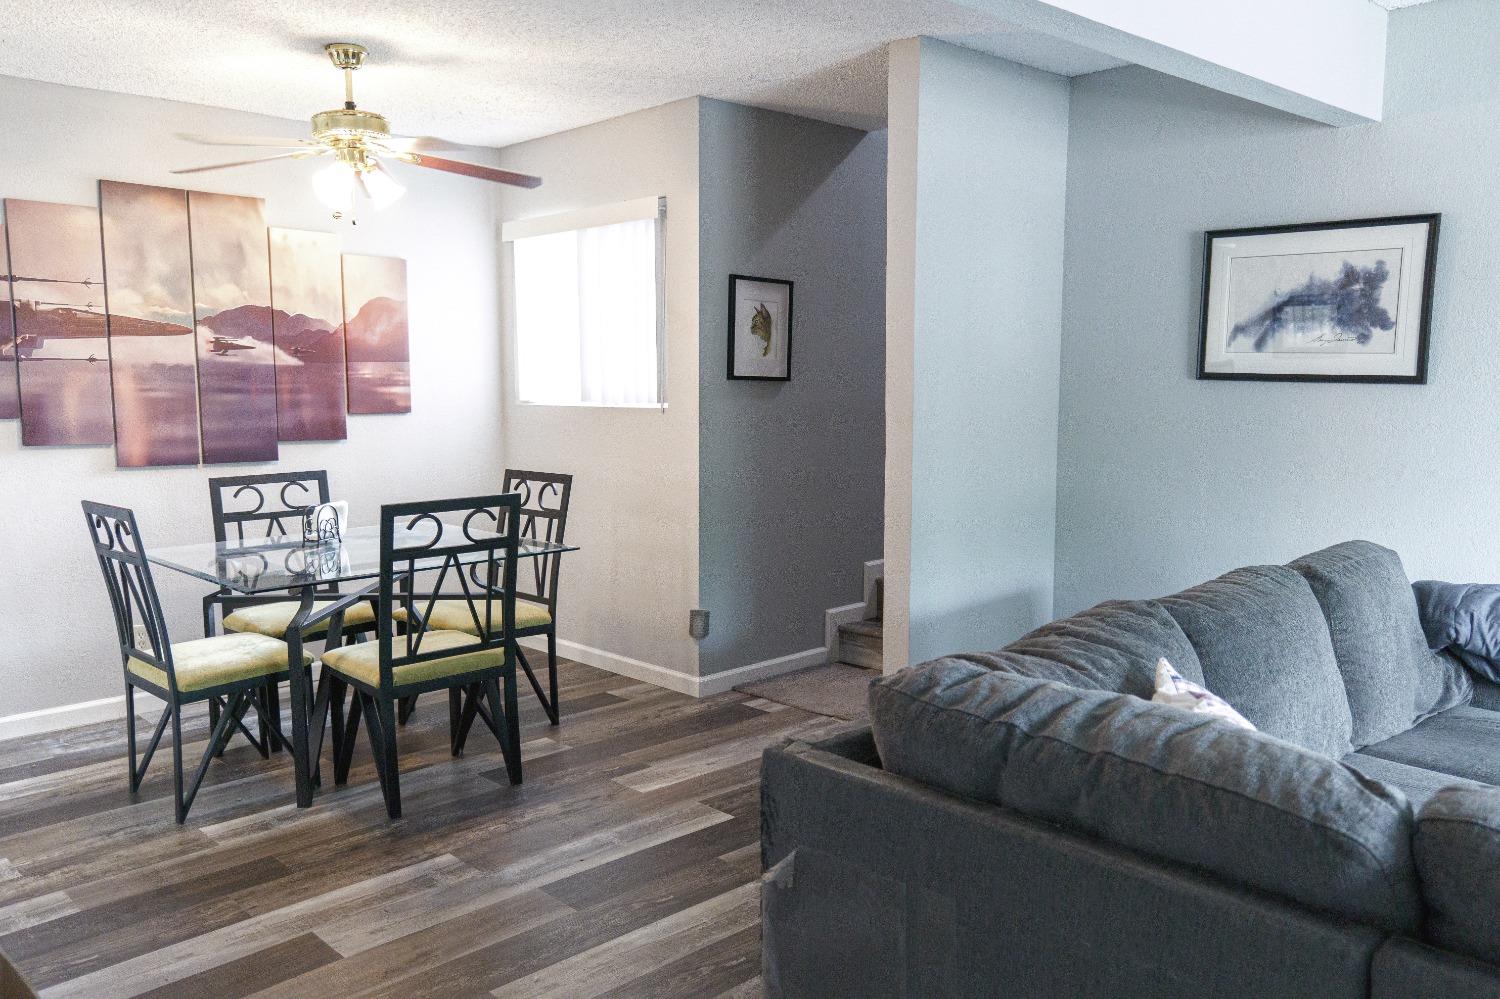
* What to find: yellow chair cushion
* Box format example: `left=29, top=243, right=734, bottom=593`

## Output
left=392, top=599, right=551, bottom=636
left=128, top=633, right=312, bottom=693
left=224, top=599, right=376, bottom=639
left=320, top=630, right=507, bottom=688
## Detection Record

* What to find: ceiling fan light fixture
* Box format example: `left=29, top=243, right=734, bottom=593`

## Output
left=312, top=156, right=405, bottom=214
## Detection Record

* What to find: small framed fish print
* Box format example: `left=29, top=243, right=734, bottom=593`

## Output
left=728, top=274, right=793, bottom=381
left=1198, top=214, right=1439, bottom=383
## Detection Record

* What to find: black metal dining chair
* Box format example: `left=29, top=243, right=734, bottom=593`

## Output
left=83, top=501, right=310, bottom=823
left=205, top=470, right=376, bottom=749
left=397, top=470, right=572, bottom=726
left=319, top=493, right=523, bottom=819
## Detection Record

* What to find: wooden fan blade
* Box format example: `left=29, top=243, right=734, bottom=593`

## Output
left=177, top=132, right=314, bottom=148
left=171, top=150, right=323, bottom=174
left=376, top=135, right=468, bottom=153
left=402, top=153, right=542, bottom=189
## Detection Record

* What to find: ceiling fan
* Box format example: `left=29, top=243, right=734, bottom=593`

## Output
left=173, top=42, right=541, bottom=217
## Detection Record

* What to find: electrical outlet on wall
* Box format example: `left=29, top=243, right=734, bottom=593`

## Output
left=689, top=609, right=710, bottom=640
left=133, top=624, right=152, bottom=650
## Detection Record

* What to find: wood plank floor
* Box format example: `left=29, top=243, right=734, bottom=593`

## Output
left=0, top=659, right=845, bottom=997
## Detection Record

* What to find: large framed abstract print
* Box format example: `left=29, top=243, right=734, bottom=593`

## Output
left=1198, top=215, right=1439, bottom=384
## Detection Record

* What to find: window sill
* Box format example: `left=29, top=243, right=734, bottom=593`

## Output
left=516, top=400, right=668, bottom=410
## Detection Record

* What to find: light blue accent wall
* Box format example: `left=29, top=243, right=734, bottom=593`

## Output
left=1055, top=0, right=1500, bottom=615
left=896, top=39, right=1070, bottom=666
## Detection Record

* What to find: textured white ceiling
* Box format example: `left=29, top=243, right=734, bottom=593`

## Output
left=0, top=0, right=1124, bottom=148
left=1369, top=0, right=1440, bottom=8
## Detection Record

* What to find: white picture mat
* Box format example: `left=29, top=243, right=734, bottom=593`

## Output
left=1202, top=221, right=1431, bottom=377
left=731, top=279, right=790, bottom=378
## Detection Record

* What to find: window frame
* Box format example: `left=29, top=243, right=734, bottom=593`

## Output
left=502, top=196, right=667, bottom=410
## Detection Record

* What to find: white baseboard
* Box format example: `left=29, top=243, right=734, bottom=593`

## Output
left=0, top=689, right=168, bottom=744
left=822, top=558, right=884, bottom=668
left=695, top=645, right=826, bottom=697
left=519, top=636, right=699, bottom=696
left=521, top=636, right=824, bottom=698
left=863, top=558, right=884, bottom=615
left=824, top=602, right=866, bottom=667
left=11, top=635, right=830, bottom=743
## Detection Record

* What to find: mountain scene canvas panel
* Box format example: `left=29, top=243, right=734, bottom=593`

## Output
left=342, top=254, right=410, bottom=414
left=1225, top=247, right=1402, bottom=355
left=269, top=228, right=347, bottom=441
left=187, top=191, right=277, bottom=464
left=100, top=181, right=201, bottom=467
left=0, top=222, right=19, bottom=419
left=4, top=199, right=114, bottom=446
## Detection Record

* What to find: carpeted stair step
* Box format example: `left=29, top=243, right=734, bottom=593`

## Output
left=837, top=618, right=883, bottom=672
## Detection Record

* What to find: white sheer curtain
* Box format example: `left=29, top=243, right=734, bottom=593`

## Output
left=512, top=214, right=661, bottom=406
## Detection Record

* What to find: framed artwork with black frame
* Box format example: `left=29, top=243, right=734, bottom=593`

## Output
left=1197, top=214, right=1439, bottom=384
left=727, top=274, right=793, bottom=381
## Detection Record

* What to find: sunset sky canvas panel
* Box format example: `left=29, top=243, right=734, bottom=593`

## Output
left=100, top=181, right=201, bottom=467
left=5, top=199, right=113, bottom=447
left=0, top=222, right=19, bottom=419
left=269, top=228, right=348, bottom=441
left=188, top=191, right=277, bottom=464
left=342, top=254, right=410, bottom=415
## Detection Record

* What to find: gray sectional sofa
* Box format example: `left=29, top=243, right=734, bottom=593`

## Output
left=760, top=541, right=1500, bottom=998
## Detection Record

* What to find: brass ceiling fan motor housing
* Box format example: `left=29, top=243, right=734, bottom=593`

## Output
left=312, top=42, right=389, bottom=149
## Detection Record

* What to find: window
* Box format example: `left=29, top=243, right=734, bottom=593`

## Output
left=504, top=197, right=665, bottom=407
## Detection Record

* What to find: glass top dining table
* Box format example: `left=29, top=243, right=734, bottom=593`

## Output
left=148, top=523, right=576, bottom=595
left=146, top=524, right=577, bottom=809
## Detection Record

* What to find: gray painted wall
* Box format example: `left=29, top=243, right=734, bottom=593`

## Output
left=885, top=38, right=1069, bottom=669
left=697, top=100, right=886, bottom=677
left=1056, top=0, right=1500, bottom=614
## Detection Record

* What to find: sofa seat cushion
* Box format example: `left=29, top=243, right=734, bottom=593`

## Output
left=1361, top=706, right=1500, bottom=785
left=1342, top=753, right=1484, bottom=810
left=870, top=660, right=1420, bottom=933
left=1290, top=541, right=1471, bottom=748
left=999, top=599, right=1203, bottom=698
left=1158, top=565, right=1355, bottom=759
left=1414, top=786, right=1500, bottom=965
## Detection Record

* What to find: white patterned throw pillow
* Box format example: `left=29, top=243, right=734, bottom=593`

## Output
left=1151, top=658, right=1256, bottom=731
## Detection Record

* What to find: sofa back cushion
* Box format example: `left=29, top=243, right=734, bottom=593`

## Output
left=1290, top=541, right=1471, bottom=747
left=870, top=661, right=1420, bottom=933
left=1414, top=786, right=1500, bottom=964
left=1158, top=565, right=1354, bottom=759
left=999, top=599, right=1202, bottom=698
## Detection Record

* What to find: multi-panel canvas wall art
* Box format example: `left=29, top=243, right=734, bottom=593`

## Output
left=5, top=199, right=114, bottom=446
left=0, top=222, right=18, bottom=419
left=100, top=181, right=201, bottom=467
left=0, top=184, right=409, bottom=463
left=188, top=192, right=278, bottom=464
left=342, top=254, right=411, bottom=414
left=269, top=228, right=348, bottom=441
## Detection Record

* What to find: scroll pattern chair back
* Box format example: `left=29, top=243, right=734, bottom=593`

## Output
left=501, top=469, right=572, bottom=618
left=83, top=501, right=176, bottom=694
left=378, top=494, right=522, bottom=693
left=84, top=500, right=301, bottom=822
left=209, top=470, right=331, bottom=544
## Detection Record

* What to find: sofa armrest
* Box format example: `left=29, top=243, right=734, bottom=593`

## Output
left=761, top=731, right=1383, bottom=999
